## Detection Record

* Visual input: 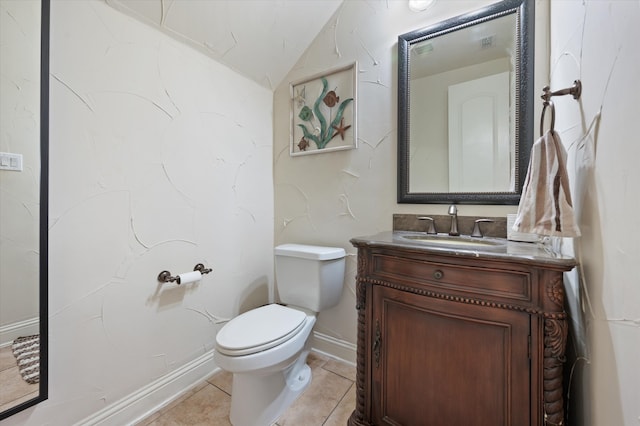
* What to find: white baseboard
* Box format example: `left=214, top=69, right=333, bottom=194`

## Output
left=75, top=333, right=356, bottom=425
left=75, top=350, right=218, bottom=426
left=0, top=317, right=39, bottom=347
left=310, top=331, right=357, bottom=365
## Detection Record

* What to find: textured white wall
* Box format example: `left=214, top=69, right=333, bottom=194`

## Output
left=274, top=0, right=547, bottom=356
left=2, top=0, right=273, bottom=424
left=0, top=0, right=41, bottom=341
left=12, top=0, right=623, bottom=424
left=549, top=1, right=640, bottom=425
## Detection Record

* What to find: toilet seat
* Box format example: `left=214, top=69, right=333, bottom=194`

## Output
left=216, top=304, right=307, bottom=356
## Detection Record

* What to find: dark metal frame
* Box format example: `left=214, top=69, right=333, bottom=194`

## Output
left=397, top=0, right=534, bottom=204
left=0, top=0, right=49, bottom=419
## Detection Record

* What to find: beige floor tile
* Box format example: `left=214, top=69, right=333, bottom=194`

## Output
left=0, top=346, right=17, bottom=372
left=0, top=390, right=39, bottom=413
left=322, top=358, right=356, bottom=382
left=306, top=351, right=329, bottom=370
left=0, top=366, right=39, bottom=406
left=323, top=383, right=356, bottom=426
left=207, top=369, right=233, bottom=395
left=135, top=411, right=162, bottom=426
left=0, top=347, right=40, bottom=413
left=146, top=384, right=231, bottom=426
left=275, top=368, right=352, bottom=426
left=138, top=355, right=356, bottom=426
left=136, top=381, right=212, bottom=425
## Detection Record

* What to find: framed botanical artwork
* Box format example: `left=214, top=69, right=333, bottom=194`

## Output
left=290, top=62, right=357, bottom=156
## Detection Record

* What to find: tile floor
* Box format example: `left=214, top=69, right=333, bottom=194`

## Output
left=137, top=352, right=356, bottom=425
left=0, top=345, right=39, bottom=413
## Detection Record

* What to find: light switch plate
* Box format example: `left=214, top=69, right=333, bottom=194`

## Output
left=0, top=152, right=23, bottom=171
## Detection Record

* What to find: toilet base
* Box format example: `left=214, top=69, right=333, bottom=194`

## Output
left=229, top=350, right=312, bottom=426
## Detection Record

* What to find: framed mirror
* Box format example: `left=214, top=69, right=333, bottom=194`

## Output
left=0, top=0, right=48, bottom=419
left=397, top=0, right=533, bottom=204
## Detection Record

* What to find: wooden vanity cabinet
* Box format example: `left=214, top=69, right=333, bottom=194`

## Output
left=348, top=236, right=576, bottom=426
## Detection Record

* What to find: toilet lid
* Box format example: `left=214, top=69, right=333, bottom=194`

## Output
left=216, top=304, right=307, bottom=356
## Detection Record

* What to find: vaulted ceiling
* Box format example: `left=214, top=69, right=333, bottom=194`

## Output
left=105, top=0, right=344, bottom=90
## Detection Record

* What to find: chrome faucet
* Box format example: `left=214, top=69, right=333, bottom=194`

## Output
left=448, top=205, right=459, bottom=236
left=471, top=219, right=494, bottom=238
left=417, top=216, right=436, bottom=234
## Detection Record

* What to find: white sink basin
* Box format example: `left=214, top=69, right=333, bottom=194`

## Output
left=401, top=234, right=506, bottom=249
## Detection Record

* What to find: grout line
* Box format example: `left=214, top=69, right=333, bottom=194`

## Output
left=321, top=382, right=354, bottom=425
left=210, top=381, right=231, bottom=397
left=320, top=365, right=355, bottom=382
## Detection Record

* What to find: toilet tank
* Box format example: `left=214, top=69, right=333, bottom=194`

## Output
left=274, top=244, right=346, bottom=312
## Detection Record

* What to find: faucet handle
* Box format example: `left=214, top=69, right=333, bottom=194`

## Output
left=471, top=219, right=494, bottom=238
left=447, top=205, right=459, bottom=236
left=416, top=216, right=436, bottom=234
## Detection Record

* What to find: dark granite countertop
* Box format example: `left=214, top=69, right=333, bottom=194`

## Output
left=350, top=231, right=577, bottom=270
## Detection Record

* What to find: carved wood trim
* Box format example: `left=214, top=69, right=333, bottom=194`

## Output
left=350, top=250, right=369, bottom=426
left=543, top=317, right=568, bottom=426
left=350, top=275, right=367, bottom=425
left=360, top=276, right=567, bottom=319
left=546, top=275, right=565, bottom=308
left=347, top=411, right=369, bottom=426
left=355, top=246, right=367, bottom=311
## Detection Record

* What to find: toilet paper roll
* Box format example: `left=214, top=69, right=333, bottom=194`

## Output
left=176, top=270, right=202, bottom=285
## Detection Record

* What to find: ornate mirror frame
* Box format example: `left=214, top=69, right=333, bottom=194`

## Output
left=397, top=0, right=534, bottom=204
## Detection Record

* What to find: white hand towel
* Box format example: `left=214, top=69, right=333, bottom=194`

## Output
left=513, top=129, right=580, bottom=237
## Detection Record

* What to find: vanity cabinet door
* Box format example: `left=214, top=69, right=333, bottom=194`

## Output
left=371, top=285, right=531, bottom=426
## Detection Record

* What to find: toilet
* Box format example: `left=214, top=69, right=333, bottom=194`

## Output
left=214, top=243, right=346, bottom=426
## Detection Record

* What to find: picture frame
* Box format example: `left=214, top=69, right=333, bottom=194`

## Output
left=290, top=62, right=357, bottom=156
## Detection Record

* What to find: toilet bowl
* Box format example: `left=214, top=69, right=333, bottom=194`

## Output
left=214, top=244, right=346, bottom=426
left=215, top=305, right=316, bottom=426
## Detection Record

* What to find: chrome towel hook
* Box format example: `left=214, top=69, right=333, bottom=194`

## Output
left=540, top=99, right=556, bottom=137
left=540, top=80, right=582, bottom=136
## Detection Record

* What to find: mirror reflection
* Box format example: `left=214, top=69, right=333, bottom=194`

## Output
left=398, top=0, right=533, bottom=204
left=409, top=13, right=516, bottom=193
left=0, top=0, right=48, bottom=418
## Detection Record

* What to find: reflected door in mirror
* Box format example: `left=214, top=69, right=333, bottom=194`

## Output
left=448, top=72, right=512, bottom=192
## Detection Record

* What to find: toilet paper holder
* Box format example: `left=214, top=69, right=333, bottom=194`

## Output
left=157, top=263, right=213, bottom=284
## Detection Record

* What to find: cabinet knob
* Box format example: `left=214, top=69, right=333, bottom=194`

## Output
left=433, top=270, right=444, bottom=280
